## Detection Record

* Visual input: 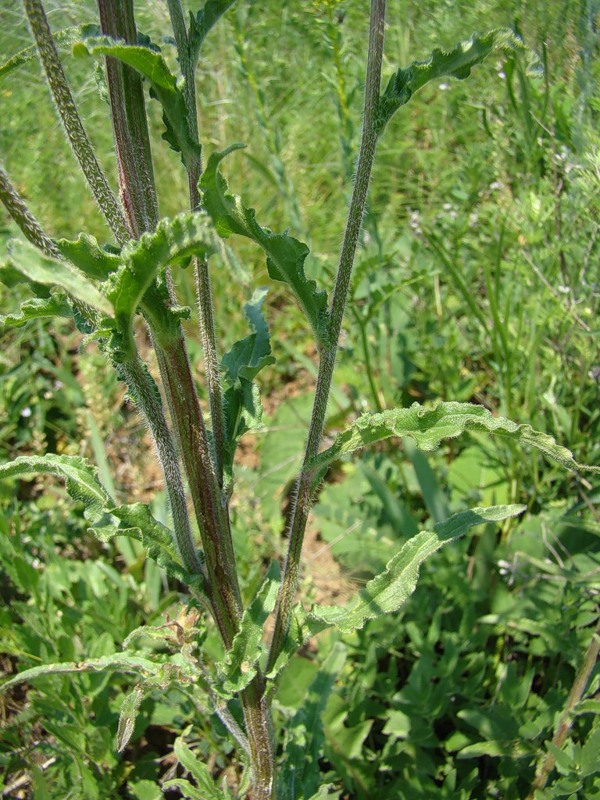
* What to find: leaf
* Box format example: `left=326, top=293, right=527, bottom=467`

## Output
left=106, top=212, right=214, bottom=330
left=0, top=23, right=101, bottom=80
left=309, top=401, right=599, bottom=481
left=170, top=739, right=225, bottom=800
left=377, top=29, right=542, bottom=134
left=278, top=643, right=346, bottom=800
left=1, top=239, right=112, bottom=315
left=0, top=653, right=163, bottom=694
left=117, top=684, right=146, bottom=752
left=56, top=232, right=121, bottom=280
left=0, top=293, right=74, bottom=329
left=75, top=39, right=201, bottom=168
left=217, top=563, right=280, bottom=697
left=189, top=1, right=237, bottom=65
left=200, top=145, right=329, bottom=347
left=305, top=505, right=524, bottom=634
left=222, top=288, right=275, bottom=481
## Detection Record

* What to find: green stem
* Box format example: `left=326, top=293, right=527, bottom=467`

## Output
left=167, top=0, right=227, bottom=482
left=351, top=306, right=384, bottom=413
left=527, top=620, right=600, bottom=798
left=0, top=164, right=61, bottom=258
left=22, top=0, right=130, bottom=245
left=97, top=0, right=159, bottom=237
left=267, top=0, right=387, bottom=672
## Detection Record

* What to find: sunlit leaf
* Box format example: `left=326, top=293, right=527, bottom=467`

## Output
left=309, top=401, right=598, bottom=481
left=74, top=38, right=201, bottom=168
left=0, top=293, right=73, bottom=329
left=0, top=23, right=101, bottom=80
left=189, top=1, right=237, bottom=65
left=56, top=232, right=121, bottom=280
left=165, top=739, right=225, bottom=800
left=200, top=145, right=329, bottom=347
left=377, top=29, right=542, bottom=133
left=117, top=684, right=146, bottom=752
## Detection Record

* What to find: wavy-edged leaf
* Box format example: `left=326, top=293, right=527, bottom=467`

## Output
left=309, top=401, right=598, bottom=481
left=169, top=739, right=228, bottom=800
left=0, top=293, right=73, bottom=330
left=377, top=29, right=542, bottom=134
left=306, top=505, right=524, bottom=634
left=56, top=232, right=121, bottom=280
left=200, top=145, right=329, bottom=347
left=106, top=212, right=214, bottom=328
left=1, top=239, right=111, bottom=315
left=217, top=562, right=280, bottom=698
left=0, top=653, right=163, bottom=694
left=222, top=288, right=275, bottom=481
left=117, top=684, right=146, bottom=752
left=74, top=39, right=201, bottom=168
left=267, top=505, right=524, bottom=679
left=0, top=23, right=101, bottom=80
left=189, top=1, right=237, bottom=65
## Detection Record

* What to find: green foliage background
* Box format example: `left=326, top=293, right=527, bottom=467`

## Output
left=0, top=0, right=599, bottom=798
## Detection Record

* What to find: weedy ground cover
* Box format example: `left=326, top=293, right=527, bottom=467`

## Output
left=0, top=1, right=599, bottom=799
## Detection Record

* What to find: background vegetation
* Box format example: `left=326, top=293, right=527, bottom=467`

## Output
left=0, top=0, right=599, bottom=797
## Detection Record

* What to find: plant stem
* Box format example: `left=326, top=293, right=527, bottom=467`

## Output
left=166, top=0, right=227, bottom=482
left=267, top=0, right=387, bottom=672
left=527, top=619, right=600, bottom=798
left=22, top=0, right=130, bottom=245
left=97, top=0, right=159, bottom=237
left=0, top=165, right=61, bottom=259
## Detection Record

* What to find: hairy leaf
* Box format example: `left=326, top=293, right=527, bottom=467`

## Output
left=0, top=293, right=73, bottom=329
left=200, top=145, right=329, bottom=347
left=168, top=739, right=227, bottom=800
left=0, top=23, right=101, bottom=80
left=117, top=684, right=146, bottom=752
left=218, top=563, right=280, bottom=697
left=106, top=213, right=214, bottom=329
left=56, top=232, right=121, bottom=280
left=377, top=29, right=542, bottom=133
left=306, top=505, right=524, bottom=634
left=1, top=239, right=111, bottom=315
left=75, top=39, right=201, bottom=168
left=0, top=653, right=163, bottom=694
left=189, top=1, right=237, bottom=65
left=309, top=401, right=598, bottom=480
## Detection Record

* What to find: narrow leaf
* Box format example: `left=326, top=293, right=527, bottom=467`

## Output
left=172, top=739, right=225, bottom=800
left=56, top=232, right=121, bottom=279
left=200, top=145, right=329, bottom=347
left=0, top=294, right=73, bottom=329
left=117, top=684, right=146, bottom=752
left=0, top=653, right=163, bottom=694
left=0, top=23, right=101, bottom=80
left=2, top=239, right=112, bottom=315
left=309, top=401, right=598, bottom=480
left=75, top=39, right=201, bottom=169
left=377, top=29, right=542, bottom=133
left=189, top=1, right=237, bottom=65
left=218, top=563, right=280, bottom=697
left=107, top=212, right=214, bottom=329
left=305, top=505, right=525, bottom=634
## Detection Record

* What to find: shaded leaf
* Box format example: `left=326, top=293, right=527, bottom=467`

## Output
left=0, top=293, right=73, bottom=329
left=75, top=39, right=201, bottom=168
left=189, top=1, right=237, bottom=65
left=377, top=29, right=542, bottom=134
left=56, top=232, right=121, bottom=280
left=309, top=401, right=598, bottom=481
left=168, top=739, right=225, bottom=800
left=0, top=23, right=101, bottom=80
left=1, top=239, right=111, bottom=315
left=200, top=145, right=329, bottom=347
left=218, top=562, right=280, bottom=697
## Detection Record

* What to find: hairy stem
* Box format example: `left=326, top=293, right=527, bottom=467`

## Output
left=0, top=165, right=61, bottom=258
left=22, top=0, right=130, bottom=244
left=267, top=0, right=387, bottom=671
left=167, top=0, right=226, bottom=481
left=97, top=0, right=159, bottom=237
left=528, top=619, right=600, bottom=797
